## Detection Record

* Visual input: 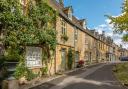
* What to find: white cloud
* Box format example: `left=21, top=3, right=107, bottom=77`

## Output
left=75, top=16, right=80, bottom=20
left=105, top=19, right=111, bottom=24
left=94, top=24, right=107, bottom=34
left=114, top=39, right=122, bottom=44
left=105, top=32, right=113, bottom=37
left=94, top=19, right=128, bottom=48
left=95, top=27, right=103, bottom=34
left=99, top=24, right=107, bottom=28
left=105, top=19, right=114, bottom=29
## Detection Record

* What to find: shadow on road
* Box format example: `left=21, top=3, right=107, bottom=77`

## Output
left=30, top=63, right=125, bottom=89
left=30, top=82, right=55, bottom=89
left=63, top=82, right=123, bottom=89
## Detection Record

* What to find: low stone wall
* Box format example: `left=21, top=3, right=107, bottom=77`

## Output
left=2, top=80, right=19, bottom=89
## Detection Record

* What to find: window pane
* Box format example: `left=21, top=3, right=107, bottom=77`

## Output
left=26, top=47, right=42, bottom=67
left=61, top=27, right=63, bottom=34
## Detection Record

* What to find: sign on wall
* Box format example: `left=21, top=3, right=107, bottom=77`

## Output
left=26, top=47, right=42, bottom=68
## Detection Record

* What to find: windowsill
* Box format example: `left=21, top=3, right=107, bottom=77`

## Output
left=28, top=66, right=42, bottom=69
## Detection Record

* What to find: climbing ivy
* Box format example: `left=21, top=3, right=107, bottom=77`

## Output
left=0, top=0, right=57, bottom=79
left=0, top=0, right=57, bottom=59
left=14, top=62, right=39, bottom=81
left=67, top=48, right=74, bottom=70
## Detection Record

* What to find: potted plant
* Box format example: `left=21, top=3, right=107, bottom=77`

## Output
left=77, top=60, right=85, bottom=68
left=61, top=34, right=69, bottom=42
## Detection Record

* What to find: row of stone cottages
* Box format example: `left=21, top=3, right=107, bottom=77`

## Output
left=1, top=0, right=128, bottom=75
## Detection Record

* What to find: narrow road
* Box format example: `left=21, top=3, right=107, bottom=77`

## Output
left=30, top=63, right=125, bottom=89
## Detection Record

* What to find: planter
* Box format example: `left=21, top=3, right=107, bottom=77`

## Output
left=61, top=35, right=68, bottom=42
left=77, top=60, right=85, bottom=68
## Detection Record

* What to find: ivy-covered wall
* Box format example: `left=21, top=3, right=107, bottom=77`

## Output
left=0, top=0, right=57, bottom=80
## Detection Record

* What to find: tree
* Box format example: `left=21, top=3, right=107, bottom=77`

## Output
left=0, top=0, right=57, bottom=60
left=107, top=0, right=128, bottom=41
left=0, top=0, right=30, bottom=61
left=0, top=0, right=57, bottom=79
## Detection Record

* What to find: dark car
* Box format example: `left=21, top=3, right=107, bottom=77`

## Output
left=120, top=57, right=128, bottom=61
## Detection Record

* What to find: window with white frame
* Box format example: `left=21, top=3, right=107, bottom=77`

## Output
left=74, top=27, right=78, bottom=41
left=61, top=18, right=67, bottom=35
left=68, top=9, right=72, bottom=20
left=26, top=47, right=42, bottom=68
left=83, top=21, right=86, bottom=29
left=85, top=40, right=89, bottom=50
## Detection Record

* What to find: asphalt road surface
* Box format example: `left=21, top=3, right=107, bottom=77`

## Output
left=30, top=63, right=126, bottom=89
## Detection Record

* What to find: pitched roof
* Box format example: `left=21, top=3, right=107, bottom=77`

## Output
left=49, top=0, right=97, bottom=39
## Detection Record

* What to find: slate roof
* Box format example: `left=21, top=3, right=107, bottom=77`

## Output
left=49, top=0, right=97, bottom=39
left=49, top=0, right=115, bottom=47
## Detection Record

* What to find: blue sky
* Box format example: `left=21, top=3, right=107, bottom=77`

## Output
left=64, top=0, right=123, bottom=28
left=64, top=0, right=128, bottom=48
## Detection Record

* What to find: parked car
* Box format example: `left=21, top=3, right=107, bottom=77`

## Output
left=119, top=57, right=128, bottom=61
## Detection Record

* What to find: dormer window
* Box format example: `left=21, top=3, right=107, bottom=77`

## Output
left=79, top=19, right=86, bottom=29
left=63, top=6, right=73, bottom=21
left=68, top=8, right=72, bottom=20
left=59, top=0, right=64, bottom=7
left=83, top=21, right=86, bottom=29
left=74, top=27, right=78, bottom=41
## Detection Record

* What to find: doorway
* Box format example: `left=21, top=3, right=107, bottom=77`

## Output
left=61, top=49, right=66, bottom=71
left=75, top=51, right=79, bottom=67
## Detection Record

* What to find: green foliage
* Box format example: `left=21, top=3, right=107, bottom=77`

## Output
left=41, top=66, right=48, bottom=75
left=61, top=34, right=69, bottom=42
left=85, top=60, right=91, bottom=65
left=114, top=63, right=128, bottom=84
left=107, top=0, right=128, bottom=41
left=59, top=0, right=63, bottom=3
left=4, top=47, right=23, bottom=62
left=123, top=34, right=128, bottom=41
left=0, top=0, right=57, bottom=54
left=67, top=48, right=74, bottom=70
left=0, top=55, right=5, bottom=66
left=0, top=55, right=7, bottom=77
left=122, top=0, right=128, bottom=13
left=0, top=46, right=24, bottom=62
left=0, top=0, right=57, bottom=80
left=14, top=62, right=38, bottom=81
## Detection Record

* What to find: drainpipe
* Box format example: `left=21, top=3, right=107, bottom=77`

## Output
left=55, top=47, right=57, bottom=74
left=54, top=14, right=57, bottom=74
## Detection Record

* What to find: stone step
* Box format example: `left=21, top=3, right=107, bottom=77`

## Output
left=7, top=67, right=16, bottom=72
left=4, top=62, right=18, bottom=80
left=5, top=62, right=18, bottom=67
left=7, top=74, right=15, bottom=80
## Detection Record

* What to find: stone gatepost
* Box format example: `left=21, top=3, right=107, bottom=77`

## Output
left=2, top=80, right=19, bottom=89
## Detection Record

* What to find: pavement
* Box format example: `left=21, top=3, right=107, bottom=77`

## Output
left=30, top=63, right=126, bottom=89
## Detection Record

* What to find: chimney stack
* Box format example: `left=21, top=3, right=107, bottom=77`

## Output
left=59, top=0, right=64, bottom=7
left=102, top=31, right=105, bottom=36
